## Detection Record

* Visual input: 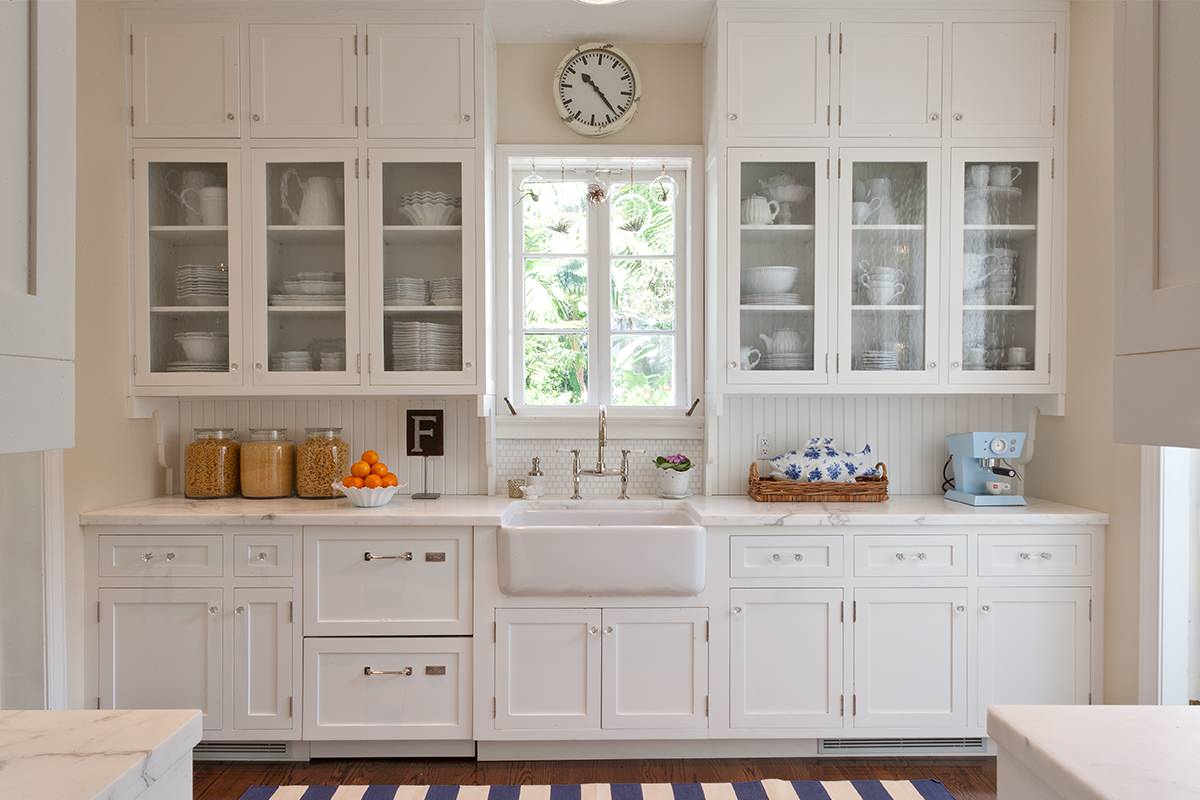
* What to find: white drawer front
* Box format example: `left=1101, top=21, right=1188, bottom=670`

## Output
left=234, top=534, right=294, bottom=577
left=854, top=535, right=968, bottom=577
left=730, top=535, right=844, bottom=578
left=979, top=534, right=1092, bottom=577
left=99, top=534, right=223, bottom=578
left=304, top=527, right=471, bottom=636
left=303, top=637, right=471, bottom=740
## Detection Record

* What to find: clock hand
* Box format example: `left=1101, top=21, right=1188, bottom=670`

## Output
left=581, top=73, right=619, bottom=117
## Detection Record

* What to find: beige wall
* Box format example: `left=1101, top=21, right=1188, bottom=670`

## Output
left=1024, top=1, right=1141, bottom=704
left=496, top=43, right=702, bottom=144
left=63, top=1, right=162, bottom=706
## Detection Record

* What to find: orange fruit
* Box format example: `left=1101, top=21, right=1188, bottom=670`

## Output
left=350, top=461, right=371, bottom=478
left=364, top=474, right=384, bottom=489
left=348, top=476, right=365, bottom=489
left=370, top=462, right=389, bottom=477
left=341, top=475, right=358, bottom=488
left=381, top=473, right=399, bottom=488
left=361, top=450, right=380, bottom=466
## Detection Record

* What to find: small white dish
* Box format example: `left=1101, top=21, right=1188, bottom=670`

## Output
left=332, top=481, right=406, bottom=508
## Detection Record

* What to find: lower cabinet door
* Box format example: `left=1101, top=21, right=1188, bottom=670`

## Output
left=303, top=637, right=471, bottom=740
left=233, top=587, right=295, bottom=732
left=730, top=589, right=843, bottom=729
left=853, top=587, right=967, bottom=729
left=495, top=608, right=601, bottom=731
left=601, top=607, right=709, bottom=730
left=978, top=587, right=1091, bottom=721
left=98, top=588, right=223, bottom=730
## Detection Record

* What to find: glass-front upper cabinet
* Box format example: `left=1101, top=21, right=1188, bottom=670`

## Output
left=132, top=149, right=243, bottom=388
left=726, top=149, right=830, bottom=385
left=250, top=149, right=360, bottom=387
left=836, top=148, right=940, bottom=385
left=949, top=149, right=1053, bottom=384
left=367, top=149, right=475, bottom=387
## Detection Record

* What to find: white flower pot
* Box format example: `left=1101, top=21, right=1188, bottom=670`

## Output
left=658, top=469, right=690, bottom=498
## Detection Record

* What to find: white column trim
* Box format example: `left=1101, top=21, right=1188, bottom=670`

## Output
left=40, top=448, right=67, bottom=709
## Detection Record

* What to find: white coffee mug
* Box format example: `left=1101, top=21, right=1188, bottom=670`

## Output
left=987, top=480, right=1012, bottom=496
left=867, top=285, right=905, bottom=305
left=181, top=186, right=227, bottom=226
left=967, top=164, right=991, bottom=188
left=852, top=198, right=882, bottom=224
left=1006, top=346, right=1028, bottom=364
left=989, top=165, right=1022, bottom=187
left=964, top=346, right=988, bottom=366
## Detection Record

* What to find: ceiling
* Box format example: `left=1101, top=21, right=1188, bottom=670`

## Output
left=486, top=0, right=717, bottom=43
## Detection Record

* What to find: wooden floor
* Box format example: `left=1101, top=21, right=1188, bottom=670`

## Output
left=195, top=757, right=997, bottom=800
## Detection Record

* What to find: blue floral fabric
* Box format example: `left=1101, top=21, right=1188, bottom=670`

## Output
left=768, top=437, right=880, bottom=484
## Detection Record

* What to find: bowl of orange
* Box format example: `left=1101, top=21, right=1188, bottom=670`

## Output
left=333, top=450, right=406, bottom=508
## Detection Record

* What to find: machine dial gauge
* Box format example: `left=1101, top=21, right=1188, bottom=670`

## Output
left=989, top=437, right=1008, bottom=455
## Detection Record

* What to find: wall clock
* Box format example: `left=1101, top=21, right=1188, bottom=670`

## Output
left=553, top=42, right=641, bottom=137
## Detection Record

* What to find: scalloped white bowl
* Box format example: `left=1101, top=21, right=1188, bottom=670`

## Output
left=332, top=481, right=405, bottom=508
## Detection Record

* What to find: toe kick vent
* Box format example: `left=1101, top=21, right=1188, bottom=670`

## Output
left=819, top=737, right=986, bottom=755
left=193, top=741, right=290, bottom=760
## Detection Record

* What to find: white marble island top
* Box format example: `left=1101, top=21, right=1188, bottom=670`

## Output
left=80, top=493, right=1107, bottom=527
left=988, top=705, right=1200, bottom=800
left=0, top=709, right=200, bottom=800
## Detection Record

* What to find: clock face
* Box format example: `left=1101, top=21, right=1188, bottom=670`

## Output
left=554, top=43, right=640, bottom=137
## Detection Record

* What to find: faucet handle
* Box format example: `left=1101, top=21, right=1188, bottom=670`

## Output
left=556, top=447, right=581, bottom=455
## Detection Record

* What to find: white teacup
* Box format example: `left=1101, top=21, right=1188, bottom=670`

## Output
left=852, top=198, right=882, bottom=224
left=1006, top=346, right=1028, bottom=364
left=967, top=164, right=991, bottom=188
left=989, top=165, right=1022, bottom=187
left=866, top=284, right=905, bottom=305
left=964, top=346, right=988, bottom=366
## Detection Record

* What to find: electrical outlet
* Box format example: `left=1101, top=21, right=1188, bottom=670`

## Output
left=755, top=433, right=772, bottom=459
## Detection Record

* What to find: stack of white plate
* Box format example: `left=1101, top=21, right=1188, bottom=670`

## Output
left=430, top=277, right=462, bottom=306
left=385, top=277, right=428, bottom=306
left=318, top=351, right=346, bottom=372
left=270, top=350, right=312, bottom=372
left=176, top=264, right=228, bottom=306
left=391, top=321, right=462, bottom=372
left=167, top=361, right=228, bottom=373
left=272, top=272, right=345, bottom=307
left=397, top=192, right=462, bottom=226
left=764, top=353, right=814, bottom=370
left=742, top=292, right=806, bottom=305
left=859, top=350, right=901, bottom=370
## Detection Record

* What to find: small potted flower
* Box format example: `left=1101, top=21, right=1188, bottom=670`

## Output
left=654, top=453, right=694, bottom=498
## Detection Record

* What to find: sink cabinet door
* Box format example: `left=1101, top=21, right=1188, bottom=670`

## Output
left=233, top=587, right=295, bottom=733
left=601, top=608, right=709, bottom=730
left=495, top=608, right=601, bottom=731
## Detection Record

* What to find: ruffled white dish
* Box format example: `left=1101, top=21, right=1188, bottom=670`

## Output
left=332, top=481, right=406, bottom=508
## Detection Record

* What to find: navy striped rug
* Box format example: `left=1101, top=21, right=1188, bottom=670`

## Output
left=238, top=779, right=956, bottom=800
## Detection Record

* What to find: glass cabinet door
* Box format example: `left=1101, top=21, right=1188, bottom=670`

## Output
left=367, top=149, right=475, bottom=386
left=837, top=149, right=940, bottom=384
left=726, top=149, right=830, bottom=385
left=250, top=149, right=360, bottom=386
left=133, top=149, right=243, bottom=388
left=950, top=149, right=1052, bottom=384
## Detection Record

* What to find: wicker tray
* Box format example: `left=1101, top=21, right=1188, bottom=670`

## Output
left=748, top=461, right=889, bottom=503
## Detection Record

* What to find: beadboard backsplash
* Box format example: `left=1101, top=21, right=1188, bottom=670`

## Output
left=709, top=395, right=1015, bottom=495
left=495, top=438, right=705, bottom=498
left=178, top=398, right=486, bottom=495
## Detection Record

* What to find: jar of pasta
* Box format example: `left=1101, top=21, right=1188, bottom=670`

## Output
left=296, top=427, right=349, bottom=498
left=241, top=428, right=295, bottom=498
left=184, top=428, right=240, bottom=499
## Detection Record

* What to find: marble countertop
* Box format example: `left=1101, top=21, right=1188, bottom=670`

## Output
left=988, top=705, right=1200, bottom=800
left=80, top=493, right=1108, bottom=527
left=0, top=709, right=201, bottom=800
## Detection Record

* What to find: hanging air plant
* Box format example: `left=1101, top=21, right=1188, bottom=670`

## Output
left=652, top=163, right=677, bottom=203
left=516, top=163, right=546, bottom=205
left=586, top=170, right=609, bottom=205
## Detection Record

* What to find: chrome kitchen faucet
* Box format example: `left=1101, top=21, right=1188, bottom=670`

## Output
left=559, top=405, right=643, bottom=500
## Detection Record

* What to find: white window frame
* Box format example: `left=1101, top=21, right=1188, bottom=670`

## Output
left=495, top=147, right=704, bottom=435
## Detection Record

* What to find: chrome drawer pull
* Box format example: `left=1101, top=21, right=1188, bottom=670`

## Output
left=164, top=552, right=176, bottom=561
left=1019, top=551, right=1053, bottom=561
left=364, top=666, right=413, bottom=676
left=895, top=552, right=928, bottom=561
left=142, top=552, right=154, bottom=562
left=364, top=551, right=413, bottom=561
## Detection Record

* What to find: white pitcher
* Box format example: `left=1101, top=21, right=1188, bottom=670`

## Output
left=760, top=328, right=806, bottom=355
left=740, top=194, right=779, bottom=225
left=281, top=171, right=342, bottom=226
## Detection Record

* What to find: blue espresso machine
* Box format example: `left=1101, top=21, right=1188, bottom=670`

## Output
left=944, top=432, right=1027, bottom=506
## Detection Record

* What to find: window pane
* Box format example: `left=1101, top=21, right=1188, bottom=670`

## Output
left=611, top=258, right=675, bottom=331
left=524, top=334, right=588, bottom=405
left=611, top=334, right=674, bottom=406
left=524, top=258, right=588, bottom=329
left=523, top=180, right=588, bottom=254
left=611, top=181, right=675, bottom=257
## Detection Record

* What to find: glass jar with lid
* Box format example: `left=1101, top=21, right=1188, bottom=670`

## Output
left=296, top=427, right=350, bottom=498
left=184, top=428, right=240, bottom=499
left=240, top=428, right=295, bottom=498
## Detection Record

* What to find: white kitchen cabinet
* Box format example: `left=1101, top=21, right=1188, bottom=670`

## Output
left=836, top=148, right=941, bottom=386
left=98, top=588, right=223, bottom=730
left=250, top=149, right=361, bottom=388
left=494, top=608, right=601, bottom=731
left=232, top=587, right=294, bottom=732
left=977, top=588, right=1090, bottom=723
left=948, top=148, right=1054, bottom=385
left=730, top=589, right=843, bottom=729
left=726, top=21, right=830, bottom=138
left=852, top=587, right=967, bottom=729
left=950, top=22, right=1056, bottom=139
left=366, top=24, right=475, bottom=139
left=368, top=149, right=477, bottom=387
left=131, top=23, right=240, bottom=138
left=838, top=23, right=942, bottom=138
left=601, top=608, right=708, bottom=730
left=249, top=24, right=358, bottom=139
left=133, top=149, right=244, bottom=389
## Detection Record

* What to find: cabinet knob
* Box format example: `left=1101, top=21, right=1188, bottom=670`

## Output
left=603, top=626, right=614, bottom=635
left=731, top=606, right=743, bottom=615
left=164, top=552, right=175, bottom=561
left=793, top=553, right=804, bottom=562
left=771, top=552, right=782, bottom=562
left=226, top=112, right=235, bottom=121
left=954, top=113, right=964, bottom=121
left=728, top=112, right=738, bottom=121
left=951, top=361, right=960, bottom=369
left=955, top=605, right=966, bottom=614
left=256, top=552, right=268, bottom=561
left=254, top=362, right=264, bottom=371
left=980, top=604, right=991, bottom=614
left=728, top=361, right=738, bottom=369
left=928, top=361, right=937, bottom=369
left=463, top=113, right=472, bottom=122
left=235, top=606, right=245, bottom=615
left=208, top=606, right=219, bottom=615
left=588, top=625, right=599, bottom=636
left=464, top=361, right=473, bottom=370
left=930, top=112, right=940, bottom=121
left=230, top=362, right=239, bottom=372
